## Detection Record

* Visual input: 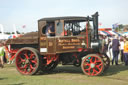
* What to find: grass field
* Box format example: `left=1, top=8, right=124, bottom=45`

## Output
left=0, top=63, right=128, bottom=85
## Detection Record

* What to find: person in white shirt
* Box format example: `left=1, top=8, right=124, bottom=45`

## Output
left=120, top=37, right=124, bottom=62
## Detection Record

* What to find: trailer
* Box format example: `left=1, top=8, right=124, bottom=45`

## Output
left=5, top=12, right=110, bottom=76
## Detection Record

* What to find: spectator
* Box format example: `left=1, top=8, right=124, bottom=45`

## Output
left=120, top=37, right=124, bottom=63
left=107, top=37, right=112, bottom=59
left=123, top=37, right=128, bottom=66
left=102, top=36, right=108, bottom=53
left=112, top=35, right=120, bottom=65
left=104, top=36, right=109, bottom=52
left=0, top=42, right=5, bottom=68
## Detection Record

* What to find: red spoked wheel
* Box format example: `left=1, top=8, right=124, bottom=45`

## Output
left=81, top=54, right=104, bottom=76
left=15, top=47, right=41, bottom=75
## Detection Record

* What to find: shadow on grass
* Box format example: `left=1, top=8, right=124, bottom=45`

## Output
left=102, top=64, right=128, bottom=76
left=7, top=83, right=24, bottom=85
left=0, top=77, right=8, bottom=80
left=36, top=65, right=83, bottom=75
left=37, top=64, right=128, bottom=76
left=5, top=64, right=15, bottom=68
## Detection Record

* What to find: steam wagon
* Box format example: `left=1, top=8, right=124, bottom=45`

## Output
left=5, top=12, right=110, bottom=76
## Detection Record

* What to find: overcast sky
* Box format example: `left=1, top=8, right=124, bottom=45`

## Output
left=0, top=0, right=128, bottom=33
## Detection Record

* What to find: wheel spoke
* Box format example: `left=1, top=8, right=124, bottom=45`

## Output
left=28, top=66, right=33, bottom=73
left=96, top=65, right=101, bottom=71
left=96, top=63, right=102, bottom=67
left=24, top=68, right=28, bottom=73
left=96, top=60, right=101, bottom=63
left=31, top=60, right=37, bottom=64
left=92, top=57, right=96, bottom=63
left=94, top=58, right=97, bottom=63
left=93, top=68, right=98, bottom=73
left=20, top=64, right=28, bottom=69
left=84, top=67, right=91, bottom=71
left=94, top=58, right=99, bottom=63
left=24, top=53, right=29, bottom=59
left=91, top=69, right=95, bottom=75
left=19, top=57, right=25, bottom=62
left=87, top=69, right=91, bottom=75
left=30, top=54, right=34, bottom=59
left=84, top=63, right=90, bottom=67
left=30, top=64, right=35, bottom=70
left=89, top=57, right=93, bottom=63
left=18, top=61, right=23, bottom=64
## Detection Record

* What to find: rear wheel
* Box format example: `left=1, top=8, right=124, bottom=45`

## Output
left=81, top=54, right=104, bottom=76
left=15, top=47, right=41, bottom=75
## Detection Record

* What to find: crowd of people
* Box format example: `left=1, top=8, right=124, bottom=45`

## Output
left=102, top=35, right=128, bottom=66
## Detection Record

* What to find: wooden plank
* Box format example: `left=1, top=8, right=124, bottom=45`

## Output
left=6, top=32, right=38, bottom=45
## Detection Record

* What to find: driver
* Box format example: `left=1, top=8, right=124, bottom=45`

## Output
left=45, top=23, right=55, bottom=36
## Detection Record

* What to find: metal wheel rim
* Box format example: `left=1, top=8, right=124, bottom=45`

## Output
left=82, top=55, right=104, bottom=76
left=16, top=50, right=38, bottom=75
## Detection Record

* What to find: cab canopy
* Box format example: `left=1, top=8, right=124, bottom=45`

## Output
left=38, top=12, right=99, bottom=39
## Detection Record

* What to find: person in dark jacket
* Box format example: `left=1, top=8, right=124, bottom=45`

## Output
left=112, top=35, right=120, bottom=65
left=45, top=23, right=55, bottom=36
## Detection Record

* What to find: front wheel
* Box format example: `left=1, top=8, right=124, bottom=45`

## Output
left=81, top=54, right=104, bottom=76
left=15, top=47, right=41, bottom=75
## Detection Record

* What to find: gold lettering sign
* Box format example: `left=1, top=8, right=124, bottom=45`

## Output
left=67, top=43, right=80, bottom=45
left=58, top=39, right=70, bottom=43
left=58, top=38, right=82, bottom=49
left=62, top=46, right=75, bottom=49
left=58, top=43, right=67, bottom=46
left=71, top=39, right=80, bottom=42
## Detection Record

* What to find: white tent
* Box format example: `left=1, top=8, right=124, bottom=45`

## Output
left=98, top=31, right=110, bottom=36
left=122, top=32, right=128, bottom=36
left=108, top=31, right=121, bottom=36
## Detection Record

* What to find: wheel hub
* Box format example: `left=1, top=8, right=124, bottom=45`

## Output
left=90, top=63, right=95, bottom=68
left=25, top=59, right=30, bottom=64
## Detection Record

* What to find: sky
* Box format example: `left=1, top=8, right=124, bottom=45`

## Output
left=0, top=0, right=128, bottom=33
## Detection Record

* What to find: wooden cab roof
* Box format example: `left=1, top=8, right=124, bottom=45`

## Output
left=38, top=16, right=93, bottom=22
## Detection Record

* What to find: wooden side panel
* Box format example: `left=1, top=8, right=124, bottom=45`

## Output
left=56, top=36, right=86, bottom=53
left=47, top=37, right=56, bottom=54
left=6, top=37, right=38, bottom=45
left=39, top=21, right=47, bottom=54
left=40, top=35, right=47, bottom=54
left=6, top=32, right=38, bottom=45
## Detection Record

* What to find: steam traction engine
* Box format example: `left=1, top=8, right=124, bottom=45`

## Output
left=5, top=12, right=110, bottom=76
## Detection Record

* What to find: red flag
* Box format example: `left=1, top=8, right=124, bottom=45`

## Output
left=99, top=22, right=102, bottom=26
left=22, top=25, right=26, bottom=28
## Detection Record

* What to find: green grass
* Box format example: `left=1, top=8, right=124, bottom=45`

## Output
left=0, top=63, right=128, bottom=85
